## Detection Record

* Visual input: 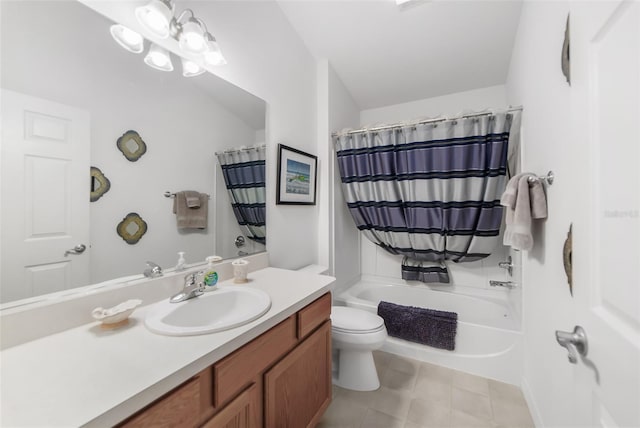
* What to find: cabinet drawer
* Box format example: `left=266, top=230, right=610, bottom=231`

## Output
left=120, top=376, right=201, bottom=428
left=297, top=293, right=331, bottom=339
left=214, top=316, right=296, bottom=407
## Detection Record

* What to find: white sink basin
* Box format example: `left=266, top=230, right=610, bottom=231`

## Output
left=145, top=286, right=271, bottom=336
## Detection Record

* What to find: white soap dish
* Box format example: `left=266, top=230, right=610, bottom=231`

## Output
left=92, top=299, right=142, bottom=329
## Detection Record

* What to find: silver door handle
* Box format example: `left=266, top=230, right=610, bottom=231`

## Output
left=555, top=325, right=588, bottom=364
left=64, top=244, right=86, bottom=257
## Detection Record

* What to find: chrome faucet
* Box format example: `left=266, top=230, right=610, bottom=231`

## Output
left=489, top=280, right=517, bottom=289
left=498, top=256, right=513, bottom=276
left=144, top=261, right=163, bottom=278
left=170, top=271, right=205, bottom=303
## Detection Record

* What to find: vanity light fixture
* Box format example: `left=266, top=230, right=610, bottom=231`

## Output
left=110, top=0, right=227, bottom=76
left=135, top=0, right=226, bottom=63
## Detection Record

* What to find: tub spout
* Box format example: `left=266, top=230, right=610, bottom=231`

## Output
left=489, top=280, right=517, bottom=289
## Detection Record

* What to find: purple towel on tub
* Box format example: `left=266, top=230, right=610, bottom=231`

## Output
left=377, top=301, right=458, bottom=351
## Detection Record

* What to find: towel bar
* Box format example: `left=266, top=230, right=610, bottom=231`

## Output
left=164, top=191, right=211, bottom=199
left=527, top=171, right=554, bottom=186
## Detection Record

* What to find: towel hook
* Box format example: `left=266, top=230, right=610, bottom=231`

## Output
left=528, top=171, right=554, bottom=186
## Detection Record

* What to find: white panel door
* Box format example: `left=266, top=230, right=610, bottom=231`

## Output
left=1, top=89, right=90, bottom=303
left=570, top=1, right=640, bottom=426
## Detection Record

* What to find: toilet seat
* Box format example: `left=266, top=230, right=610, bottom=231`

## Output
left=331, top=306, right=385, bottom=334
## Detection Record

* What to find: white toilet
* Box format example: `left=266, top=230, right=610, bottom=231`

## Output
left=331, top=306, right=388, bottom=391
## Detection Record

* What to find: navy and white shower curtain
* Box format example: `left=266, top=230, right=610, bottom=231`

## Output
left=216, top=145, right=266, bottom=245
left=334, top=113, right=513, bottom=283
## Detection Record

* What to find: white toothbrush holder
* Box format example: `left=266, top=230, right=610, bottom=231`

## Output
left=232, top=259, right=249, bottom=283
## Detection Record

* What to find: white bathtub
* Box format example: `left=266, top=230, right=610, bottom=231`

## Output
left=337, top=279, right=523, bottom=385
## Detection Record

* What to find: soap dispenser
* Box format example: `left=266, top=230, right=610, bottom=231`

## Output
left=175, top=251, right=187, bottom=271
left=203, top=255, right=222, bottom=291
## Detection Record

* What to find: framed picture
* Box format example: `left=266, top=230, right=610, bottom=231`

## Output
left=276, top=144, right=317, bottom=205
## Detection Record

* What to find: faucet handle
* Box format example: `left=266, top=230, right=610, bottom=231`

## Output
left=144, top=261, right=163, bottom=278
left=498, top=256, right=513, bottom=277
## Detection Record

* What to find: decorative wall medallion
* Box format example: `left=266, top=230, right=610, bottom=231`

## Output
left=563, top=224, right=573, bottom=296
left=90, top=166, right=111, bottom=202
left=561, top=14, right=571, bottom=85
left=116, top=130, right=147, bottom=162
left=116, top=212, right=148, bottom=245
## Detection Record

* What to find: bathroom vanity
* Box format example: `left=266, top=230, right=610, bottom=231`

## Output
left=120, top=293, right=332, bottom=427
left=0, top=265, right=334, bottom=427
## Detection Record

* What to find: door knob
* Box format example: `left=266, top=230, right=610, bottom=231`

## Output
left=555, top=325, right=588, bottom=364
left=64, top=244, right=86, bottom=257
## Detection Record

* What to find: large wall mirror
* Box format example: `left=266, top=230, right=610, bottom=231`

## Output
left=0, top=1, right=267, bottom=305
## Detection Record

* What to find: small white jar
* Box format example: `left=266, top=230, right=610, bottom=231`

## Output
left=232, top=259, right=249, bottom=283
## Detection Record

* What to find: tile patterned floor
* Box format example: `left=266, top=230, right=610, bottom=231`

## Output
left=318, top=351, right=535, bottom=428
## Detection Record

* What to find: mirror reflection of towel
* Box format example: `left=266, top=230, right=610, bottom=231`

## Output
left=184, top=190, right=201, bottom=208
left=173, top=191, right=208, bottom=229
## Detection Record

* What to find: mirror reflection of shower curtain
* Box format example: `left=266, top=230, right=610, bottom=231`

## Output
left=216, top=145, right=266, bottom=245
left=334, top=113, right=514, bottom=283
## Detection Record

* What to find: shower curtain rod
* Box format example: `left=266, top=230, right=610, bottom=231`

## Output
left=215, top=143, right=266, bottom=156
left=332, top=106, right=523, bottom=137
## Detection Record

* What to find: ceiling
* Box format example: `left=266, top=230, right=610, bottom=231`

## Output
left=277, top=0, right=523, bottom=110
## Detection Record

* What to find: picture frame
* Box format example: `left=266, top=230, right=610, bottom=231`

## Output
left=276, top=144, right=317, bottom=205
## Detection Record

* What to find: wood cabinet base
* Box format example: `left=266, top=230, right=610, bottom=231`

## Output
left=119, top=293, right=332, bottom=428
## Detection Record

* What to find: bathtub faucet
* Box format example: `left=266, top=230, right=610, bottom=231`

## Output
left=497, top=256, right=513, bottom=276
left=489, top=280, right=517, bottom=289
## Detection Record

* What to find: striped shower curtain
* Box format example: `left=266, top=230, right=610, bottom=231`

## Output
left=216, top=145, right=266, bottom=245
left=334, top=113, right=513, bottom=283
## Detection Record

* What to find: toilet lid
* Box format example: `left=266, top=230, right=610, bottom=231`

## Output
left=331, top=306, right=385, bottom=333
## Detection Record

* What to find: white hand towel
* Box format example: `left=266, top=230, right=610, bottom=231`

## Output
left=501, top=173, right=548, bottom=251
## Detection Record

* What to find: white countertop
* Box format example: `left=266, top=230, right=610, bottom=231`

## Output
left=0, top=267, right=334, bottom=427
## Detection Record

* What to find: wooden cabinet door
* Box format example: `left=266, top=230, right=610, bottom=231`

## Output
left=202, top=383, right=261, bottom=428
left=264, top=321, right=332, bottom=428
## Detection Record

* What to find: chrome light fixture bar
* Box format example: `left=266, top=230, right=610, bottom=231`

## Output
left=109, top=0, right=226, bottom=77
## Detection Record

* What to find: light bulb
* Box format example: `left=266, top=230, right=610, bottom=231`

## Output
left=110, top=24, right=144, bottom=53
left=144, top=44, right=174, bottom=71
left=178, top=19, right=206, bottom=53
left=181, top=57, right=205, bottom=77
left=203, top=34, right=227, bottom=66
left=135, top=0, right=173, bottom=39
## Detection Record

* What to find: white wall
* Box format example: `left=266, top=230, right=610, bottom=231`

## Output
left=358, top=86, right=515, bottom=296
left=324, top=61, right=361, bottom=291
left=184, top=1, right=319, bottom=270
left=506, top=2, right=575, bottom=426
left=361, top=85, right=508, bottom=124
